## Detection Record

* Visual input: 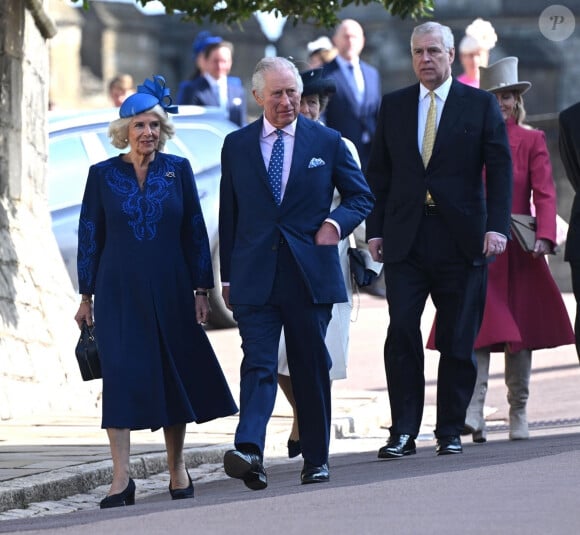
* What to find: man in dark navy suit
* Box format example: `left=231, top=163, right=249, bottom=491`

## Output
left=219, top=57, right=373, bottom=489
left=366, top=21, right=512, bottom=458
left=177, top=38, right=246, bottom=127
left=559, top=102, right=580, bottom=363
left=322, top=19, right=381, bottom=171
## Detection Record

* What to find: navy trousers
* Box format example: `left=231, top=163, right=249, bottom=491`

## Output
left=232, top=242, right=333, bottom=465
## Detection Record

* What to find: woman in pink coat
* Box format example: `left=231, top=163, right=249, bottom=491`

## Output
left=428, top=57, right=574, bottom=442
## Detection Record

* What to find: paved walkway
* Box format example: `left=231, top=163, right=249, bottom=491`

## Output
left=1, top=292, right=579, bottom=519
left=0, top=387, right=388, bottom=516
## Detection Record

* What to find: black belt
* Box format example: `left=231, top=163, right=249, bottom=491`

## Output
left=424, top=203, right=439, bottom=215
left=279, top=235, right=287, bottom=246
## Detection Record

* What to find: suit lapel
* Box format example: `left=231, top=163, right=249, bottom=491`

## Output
left=431, top=79, right=467, bottom=161
left=245, top=118, right=284, bottom=205
left=200, top=78, right=219, bottom=106
left=329, top=60, right=361, bottom=113
left=284, top=116, right=311, bottom=200
left=400, top=84, right=423, bottom=167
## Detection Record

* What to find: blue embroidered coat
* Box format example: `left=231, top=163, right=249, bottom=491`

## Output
left=77, top=152, right=237, bottom=430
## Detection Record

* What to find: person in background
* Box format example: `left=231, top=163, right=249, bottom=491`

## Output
left=219, top=57, right=373, bottom=489
left=366, top=21, right=512, bottom=459
left=108, top=74, right=135, bottom=107
left=456, top=18, right=498, bottom=88
left=74, top=75, right=237, bottom=508
left=185, top=30, right=222, bottom=81
left=559, top=101, right=580, bottom=364
left=277, top=67, right=379, bottom=458
left=306, top=36, right=338, bottom=69
left=177, top=38, right=247, bottom=127
left=451, top=58, right=574, bottom=443
left=322, top=19, right=381, bottom=171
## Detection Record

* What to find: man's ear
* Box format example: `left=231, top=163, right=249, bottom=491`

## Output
left=252, top=89, right=263, bottom=106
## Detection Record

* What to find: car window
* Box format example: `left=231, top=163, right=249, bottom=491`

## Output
left=48, top=135, right=90, bottom=211
left=167, top=128, right=224, bottom=174
left=96, top=132, right=125, bottom=159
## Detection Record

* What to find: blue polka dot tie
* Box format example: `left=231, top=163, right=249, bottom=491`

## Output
left=267, top=129, right=284, bottom=205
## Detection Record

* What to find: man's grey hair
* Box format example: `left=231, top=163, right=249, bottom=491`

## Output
left=252, top=57, right=303, bottom=98
left=411, top=21, right=455, bottom=52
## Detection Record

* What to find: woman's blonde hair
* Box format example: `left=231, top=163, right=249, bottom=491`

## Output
left=108, top=104, right=175, bottom=151
left=512, top=91, right=527, bottom=125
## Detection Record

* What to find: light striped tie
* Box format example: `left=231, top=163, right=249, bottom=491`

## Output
left=422, top=91, right=437, bottom=167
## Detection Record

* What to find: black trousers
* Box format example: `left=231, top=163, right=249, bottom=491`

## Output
left=383, top=213, right=487, bottom=438
left=569, top=261, right=580, bottom=362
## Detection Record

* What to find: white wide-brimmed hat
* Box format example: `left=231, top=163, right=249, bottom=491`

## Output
left=479, top=56, right=531, bottom=95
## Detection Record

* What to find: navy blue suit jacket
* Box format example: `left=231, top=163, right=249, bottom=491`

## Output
left=176, top=76, right=247, bottom=127
left=366, top=79, right=512, bottom=264
left=219, top=115, right=374, bottom=305
left=321, top=58, right=381, bottom=164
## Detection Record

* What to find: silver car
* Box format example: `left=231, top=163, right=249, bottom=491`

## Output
left=48, top=105, right=237, bottom=328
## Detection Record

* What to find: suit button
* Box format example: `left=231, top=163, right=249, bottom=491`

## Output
left=272, top=244, right=277, bottom=251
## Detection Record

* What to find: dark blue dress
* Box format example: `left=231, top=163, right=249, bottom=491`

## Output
left=77, top=152, right=237, bottom=430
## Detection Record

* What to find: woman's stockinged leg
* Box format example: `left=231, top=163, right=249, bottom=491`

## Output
left=278, top=374, right=300, bottom=441
left=164, top=424, right=190, bottom=489
left=106, top=428, right=131, bottom=495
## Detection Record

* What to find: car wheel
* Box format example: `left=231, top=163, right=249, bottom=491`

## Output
left=207, top=248, right=237, bottom=329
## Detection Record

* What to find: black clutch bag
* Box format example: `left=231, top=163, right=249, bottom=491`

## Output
left=75, top=321, right=101, bottom=381
left=348, top=247, right=381, bottom=288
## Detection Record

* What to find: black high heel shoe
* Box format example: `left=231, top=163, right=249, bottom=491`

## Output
left=99, top=478, right=136, bottom=509
left=169, top=472, right=194, bottom=500
left=287, top=439, right=302, bottom=459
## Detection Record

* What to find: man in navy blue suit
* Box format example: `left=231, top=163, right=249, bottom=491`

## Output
left=219, top=57, right=374, bottom=489
left=366, top=22, right=512, bottom=458
left=322, top=19, right=381, bottom=171
left=177, top=38, right=246, bottom=127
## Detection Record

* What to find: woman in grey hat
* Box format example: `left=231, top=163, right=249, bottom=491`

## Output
left=429, top=57, right=574, bottom=442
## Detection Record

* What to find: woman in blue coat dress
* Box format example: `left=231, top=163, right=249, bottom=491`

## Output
left=74, top=75, right=237, bottom=508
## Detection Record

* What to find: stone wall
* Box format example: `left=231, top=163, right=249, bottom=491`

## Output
left=0, top=0, right=101, bottom=421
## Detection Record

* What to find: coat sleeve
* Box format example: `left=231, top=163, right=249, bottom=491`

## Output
left=364, top=95, right=391, bottom=241
left=528, top=129, right=557, bottom=243
left=559, top=106, right=580, bottom=193
left=481, top=94, right=513, bottom=237
left=218, top=135, right=238, bottom=284
left=180, top=158, right=214, bottom=289
left=327, top=135, right=375, bottom=239
left=77, top=165, right=106, bottom=295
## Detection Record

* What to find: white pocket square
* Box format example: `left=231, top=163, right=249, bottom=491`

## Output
left=308, top=157, right=326, bottom=168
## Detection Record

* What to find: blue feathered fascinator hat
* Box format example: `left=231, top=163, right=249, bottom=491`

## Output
left=119, top=75, right=178, bottom=118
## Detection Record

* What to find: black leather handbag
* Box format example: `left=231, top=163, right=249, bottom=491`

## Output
left=75, top=321, right=101, bottom=381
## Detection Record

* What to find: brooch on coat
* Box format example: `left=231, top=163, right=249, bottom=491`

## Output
left=165, top=171, right=175, bottom=178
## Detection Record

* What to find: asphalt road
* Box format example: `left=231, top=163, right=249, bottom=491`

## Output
left=2, top=432, right=579, bottom=534
left=1, top=292, right=578, bottom=534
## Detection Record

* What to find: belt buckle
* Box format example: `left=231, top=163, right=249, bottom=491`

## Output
left=424, top=203, right=438, bottom=215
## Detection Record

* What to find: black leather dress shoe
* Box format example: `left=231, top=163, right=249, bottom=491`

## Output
left=300, top=462, right=329, bottom=484
left=377, top=434, right=416, bottom=459
left=436, top=435, right=463, bottom=455
left=224, top=449, right=267, bottom=490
